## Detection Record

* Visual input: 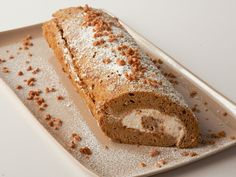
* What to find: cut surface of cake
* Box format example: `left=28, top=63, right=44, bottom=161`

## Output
left=42, top=5, right=200, bottom=148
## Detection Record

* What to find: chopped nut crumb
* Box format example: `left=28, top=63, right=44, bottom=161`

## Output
left=42, top=103, right=48, bottom=108
left=169, top=79, right=179, bottom=86
left=39, top=107, right=45, bottom=111
left=124, top=72, right=137, bottom=81
left=190, top=91, right=197, bottom=98
left=26, top=66, right=33, bottom=71
left=44, top=114, right=52, bottom=120
left=35, top=97, right=45, bottom=106
left=93, top=39, right=105, bottom=46
left=45, top=87, right=56, bottom=93
left=205, top=139, right=215, bottom=145
left=26, top=35, right=32, bottom=40
left=27, top=77, right=36, bottom=86
left=2, top=67, right=10, bottom=73
left=139, top=162, right=147, bottom=168
left=93, top=32, right=103, bottom=38
left=18, top=71, right=23, bottom=76
left=68, top=133, right=82, bottom=149
left=181, top=151, right=198, bottom=157
left=47, top=119, right=53, bottom=126
left=79, top=147, right=92, bottom=155
left=189, top=152, right=198, bottom=157
left=230, top=136, right=236, bottom=140
left=223, top=112, right=228, bottom=117
left=211, top=131, right=226, bottom=138
left=102, top=58, right=111, bottom=64
left=166, top=72, right=176, bottom=79
left=32, top=68, right=40, bottom=74
left=181, top=151, right=190, bottom=157
left=116, top=58, right=126, bottom=66
left=9, top=55, right=14, bottom=59
left=27, top=89, right=41, bottom=100
left=156, top=159, right=167, bottom=168
left=16, top=85, right=23, bottom=90
left=147, top=79, right=159, bottom=88
left=72, top=133, right=82, bottom=142
left=108, top=34, right=117, bottom=42
left=117, top=45, right=128, bottom=51
left=201, top=139, right=215, bottom=145
left=57, top=95, right=64, bottom=100
left=191, top=104, right=200, bottom=113
left=219, top=131, right=227, bottom=137
left=149, top=148, right=160, bottom=157
left=68, top=140, right=77, bottom=149
left=157, top=59, right=163, bottom=65
left=44, top=114, right=62, bottom=130
left=0, top=59, right=6, bottom=64
left=45, top=88, right=50, bottom=93
left=53, top=118, right=63, bottom=130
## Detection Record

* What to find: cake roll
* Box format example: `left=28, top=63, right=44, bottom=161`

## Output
left=42, top=5, right=199, bottom=148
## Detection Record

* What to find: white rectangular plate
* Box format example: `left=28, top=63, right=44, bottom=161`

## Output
left=0, top=21, right=236, bottom=177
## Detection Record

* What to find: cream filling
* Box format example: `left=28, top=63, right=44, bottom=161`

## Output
left=122, top=109, right=185, bottom=139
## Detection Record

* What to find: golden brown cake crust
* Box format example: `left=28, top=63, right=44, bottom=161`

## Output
left=42, top=5, right=199, bottom=148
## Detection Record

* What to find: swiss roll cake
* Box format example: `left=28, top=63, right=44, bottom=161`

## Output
left=42, top=5, right=199, bottom=148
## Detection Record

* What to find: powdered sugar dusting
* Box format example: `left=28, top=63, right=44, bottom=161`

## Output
left=54, top=7, right=188, bottom=109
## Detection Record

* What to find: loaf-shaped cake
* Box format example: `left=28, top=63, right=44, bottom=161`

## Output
left=42, top=5, right=199, bottom=148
